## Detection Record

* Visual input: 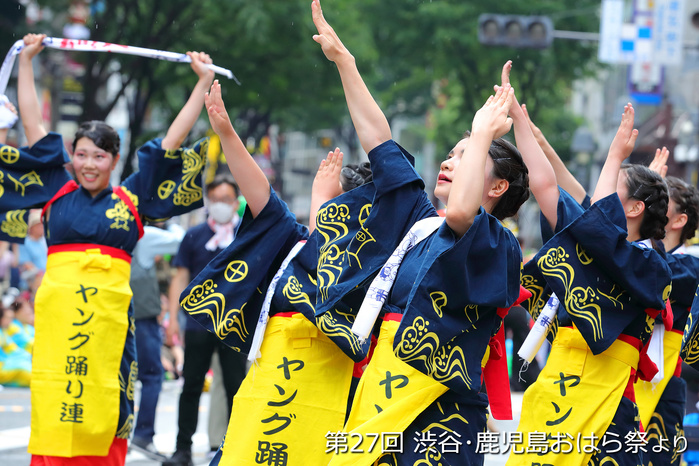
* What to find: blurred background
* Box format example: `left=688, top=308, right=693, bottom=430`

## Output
left=0, top=0, right=698, bottom=253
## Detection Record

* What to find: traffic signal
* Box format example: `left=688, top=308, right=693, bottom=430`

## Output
left=478, top=14, right=554, bottom=49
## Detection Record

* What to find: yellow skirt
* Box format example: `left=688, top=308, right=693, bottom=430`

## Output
left=219, top=313, right=354, bottom=465
left=29, top=248, right=131, bottom=457
left=507, top=326, right=639, bottom=466
left=329, top=318, right=448, bottom=466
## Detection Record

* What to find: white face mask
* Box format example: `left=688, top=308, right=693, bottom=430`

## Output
left=208, top=202, right=235, bottom=225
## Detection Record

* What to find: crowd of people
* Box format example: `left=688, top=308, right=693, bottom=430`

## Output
left=1, top=1, right=699, bottom=465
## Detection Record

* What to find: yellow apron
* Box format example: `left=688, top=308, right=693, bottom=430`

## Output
left=508, top=326, right=639, bottom=466
left=219, top=313, right=354, bottom=465
left=329, top=318, right=449, bottom=466
left=635, top=330, right=682, bottom=429
left=29, top=247, right=131, bottom=457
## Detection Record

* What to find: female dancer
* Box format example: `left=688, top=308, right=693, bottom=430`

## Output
left=310, top=1, right=536, bottom=463
left=510, top=104, right=672, bottom=466
left=1, top=33, right=213, bottom=465
left=177, top=79, right=375, bottom=465
left=638, top=156, right=699, bottom=465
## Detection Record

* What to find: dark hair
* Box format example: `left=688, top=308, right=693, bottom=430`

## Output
left=340, top=162, right=373, bottom=192
left=665, top=176, right=699, bottom=244
left=488, top=138, right=530, bottom=220
left=206, top=173, right=239, bottom=197
left=72, top=121, right=120, bottom=156
left=621, top=164, right=668, bottom=241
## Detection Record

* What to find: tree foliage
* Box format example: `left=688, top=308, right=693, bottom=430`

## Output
left=330, top=0, right=602, bottom=163
left=4, top=0, right=602, bottom=177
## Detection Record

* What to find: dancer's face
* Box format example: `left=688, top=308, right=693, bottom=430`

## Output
left=72, top=137, right=119, bottom=197
left=434, top=137, right=496, bottom=209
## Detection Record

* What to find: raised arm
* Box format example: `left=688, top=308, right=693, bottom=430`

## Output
left=446, top=85, right=514, bottom=237
left=591, top=103, right=638, bottom=204
left=499, top=62, right=559, bottom=230
left=18, top=34, right=48, bottom=147
left=309, top=148, right=343, bottom=233
left=160, top=52, right=215, bottom=150
left=521, top=103, right=588, bottom=204
left=648, top=146, right=669, bottom=178
left=205, top=80, right=270, bottom=217
left=311, top=0, right=391, bottom=154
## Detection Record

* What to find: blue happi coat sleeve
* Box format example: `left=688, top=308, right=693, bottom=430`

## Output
left=0, top=133, right=72, bottom=242
left=666, top=254, right=699, bottom=316
left=539, top=187, right=587, bottom=244
left=122, top=137, right=208, bottom=221
left=394, top=209, right=522, bottom=395
left=682, top=286, right=699, bottom=369
left=521, top=188, right=587, bottom=335
left=179, top=188, right=309, bottom=353
left=534, top=193, right=671, bottom=354
left=314, top=140, right=436, bottom=361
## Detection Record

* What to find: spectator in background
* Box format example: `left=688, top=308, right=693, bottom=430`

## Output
left=17, top=209, right=47, bottom=296
left=164, top=175, right=248, bottom=466
left=6, top=292, right=34, bottom=354
left=160, top=293, right=184, bottom=380
left=0, top=242, right=16, bottom=292
left=129, top=223, right=186, bottom=461
left=0, top=294, right=31, bottom=388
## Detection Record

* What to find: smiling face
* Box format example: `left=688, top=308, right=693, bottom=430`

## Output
left=72, top=137, right=119, bottom=197
left=434, top=137, right=497, bottom=209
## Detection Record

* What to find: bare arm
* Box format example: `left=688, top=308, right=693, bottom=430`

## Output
left=521, top=103, right=588, bottom=204
left=591, top=103, right=638, bottom=204
left=311, top=0, right=391, bottom=154
left=309, top=148, right=344, bottom=232
left=166, top=266, right=190, bottom=345
left=205, top=80, right=270, bottom=217
left=18, top=34, right=48, bottom=147
left=161, top=52, right=215, bottom=150
left=446, top=86, right=514, bottom=237
left=499, top=62, right=559, bottom=230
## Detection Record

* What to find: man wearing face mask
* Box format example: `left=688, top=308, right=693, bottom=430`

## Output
left=164, top=174, right=247, bottom=466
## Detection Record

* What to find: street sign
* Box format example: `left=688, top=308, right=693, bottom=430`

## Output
left=599, top=0, right=686, bottom=65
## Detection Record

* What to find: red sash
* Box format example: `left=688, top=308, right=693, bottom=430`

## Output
left=483, top=285, right=533, bottom=421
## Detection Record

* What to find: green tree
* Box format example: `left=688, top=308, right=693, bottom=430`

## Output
left=4, top=0, right=601, bottom=184
left=321, top=0, right=601, bottom=163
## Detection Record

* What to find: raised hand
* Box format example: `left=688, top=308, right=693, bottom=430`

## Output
left=501, top=60, right=512, bottom=87
left=21, top=34, right=46, bottom=61
left=187, top=51, right=215, bottom=82
left=312, top=147, right=344, bottom=200
left=608, top=103, right=638, bottom=163
left=3, top=100, right=17, bottom=117
left=205, top=80, right=234, bottom=138
left=648, top=146, right=669, bottom=178
left=494, top=60, right=527, bottom=123
left=471, top=84, right=515, bottom=141
left=521, top=103, right=544, bottom=142
left=311, top=0, right=352, bottom=64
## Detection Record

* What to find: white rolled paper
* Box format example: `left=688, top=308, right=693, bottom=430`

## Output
left=350, top=216, right=445, bottom=342
left=351, top=287, right=385, bottom=342
left=518, top=293, right=559, bottom=363
left=647, top=321, right=665, bottom=384
left=0, top=95, right=17, bottom=129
